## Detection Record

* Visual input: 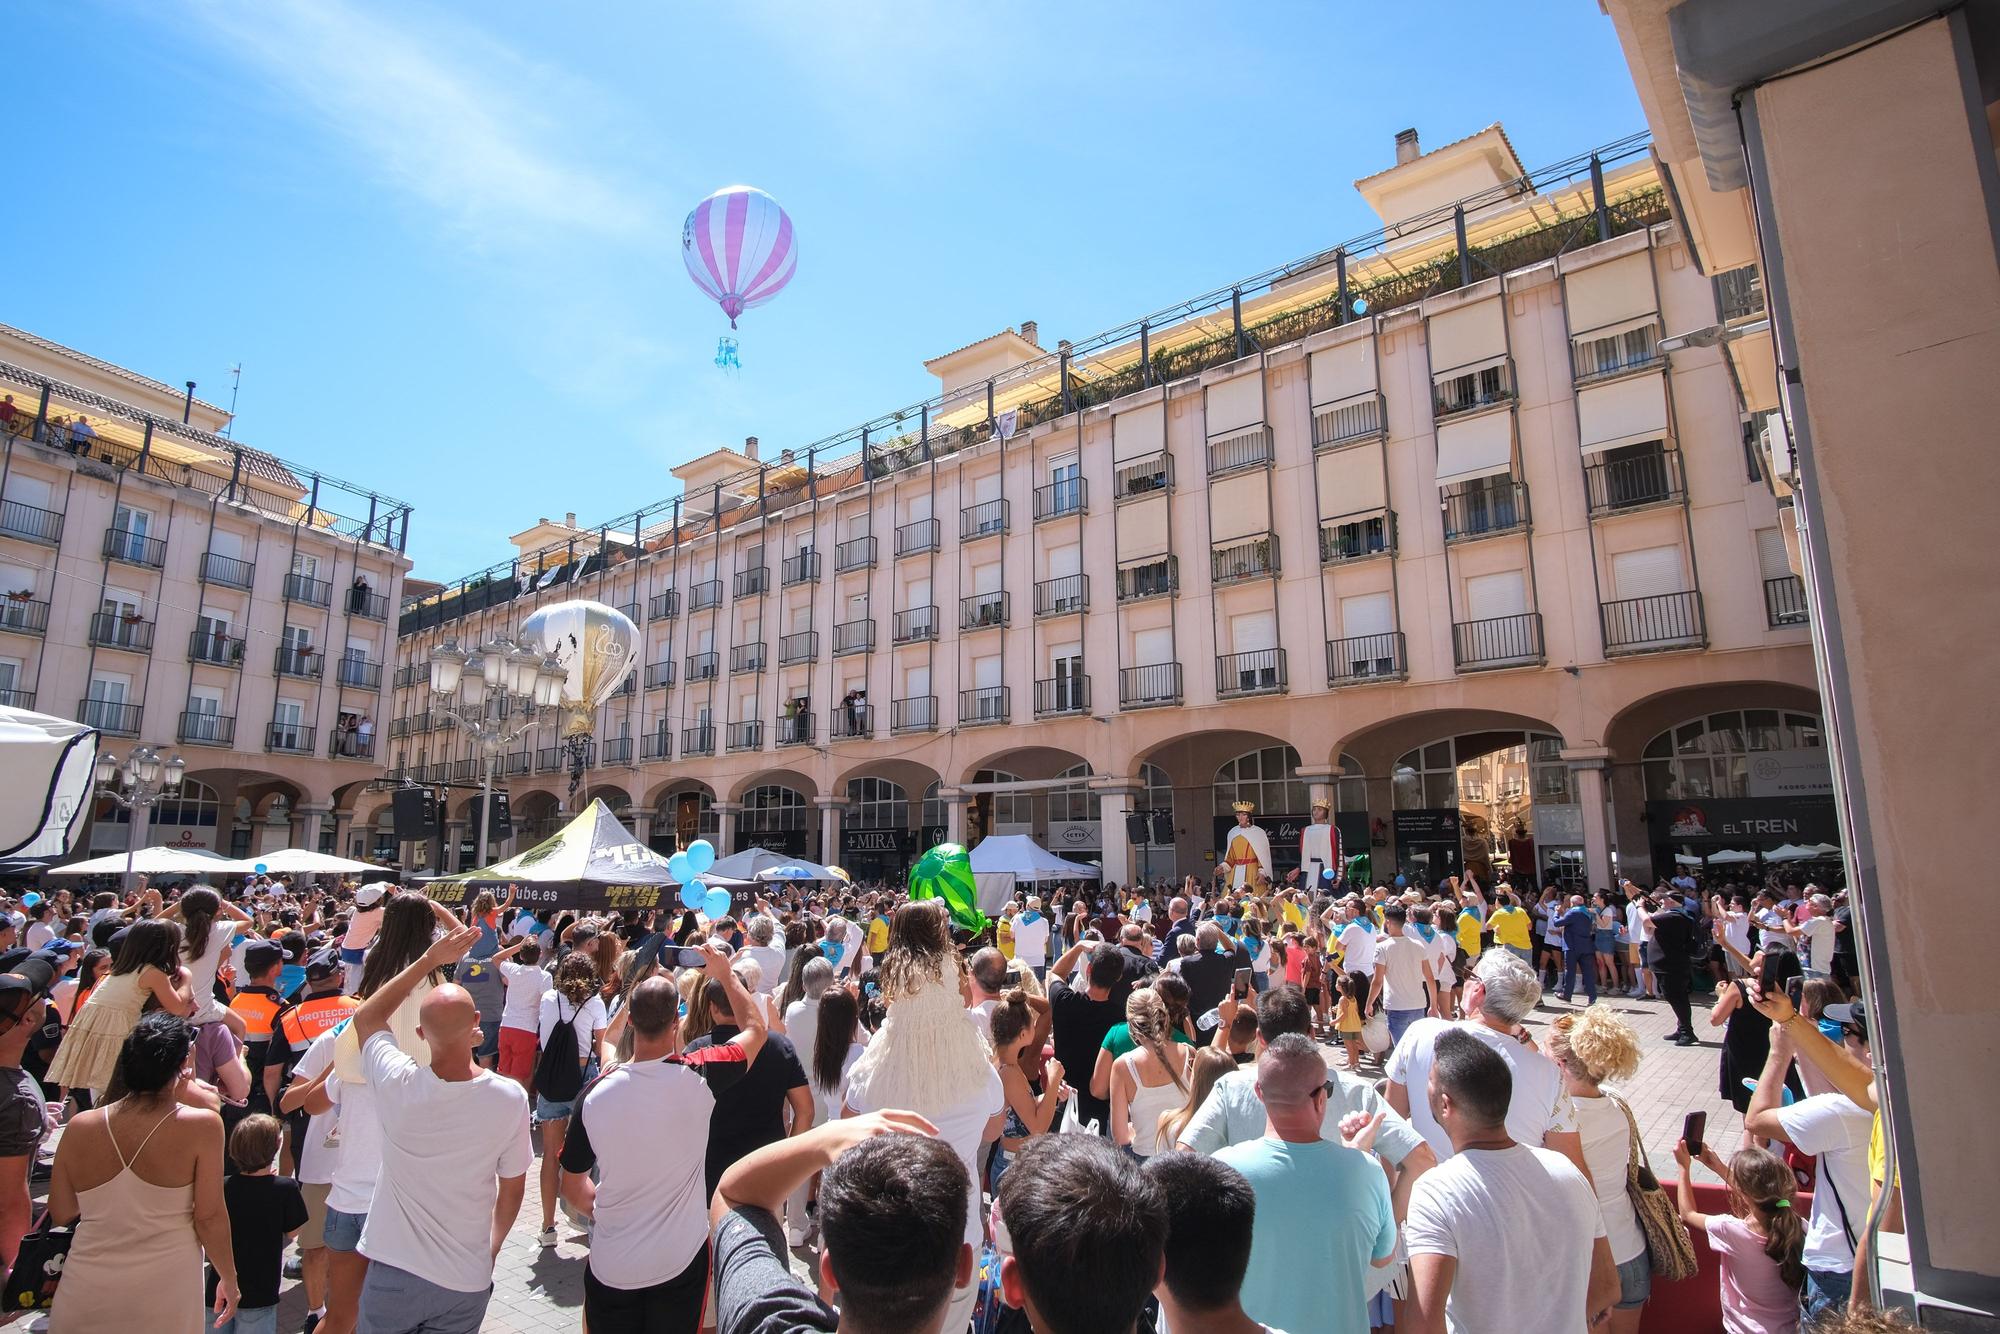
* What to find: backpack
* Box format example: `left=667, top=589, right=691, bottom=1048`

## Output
left=533, top=997, right=586, bottom=1103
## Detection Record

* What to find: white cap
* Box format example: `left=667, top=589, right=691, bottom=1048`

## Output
left=354, top=882, right=391, bottom=906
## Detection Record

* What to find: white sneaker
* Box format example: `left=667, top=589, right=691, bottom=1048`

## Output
left=538, top=1226, right=558, bottom=1248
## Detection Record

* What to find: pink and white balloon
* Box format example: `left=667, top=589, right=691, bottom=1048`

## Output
left=682, top=185, right=798, bottom=329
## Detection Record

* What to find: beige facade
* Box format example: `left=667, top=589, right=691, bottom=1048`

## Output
left=0, top=325, right=413, bottom=860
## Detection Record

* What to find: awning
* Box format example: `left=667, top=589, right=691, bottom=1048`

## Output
left=47, top=847, right=235, bottom=876
left=0, top=705, right=98, bottom=859
left=1435, top=411, right=1514, bottom=485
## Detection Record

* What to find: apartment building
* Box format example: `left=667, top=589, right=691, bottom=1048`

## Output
left=387, top=124, right=1821, bottom=894
left=0, top=324, right=413, bottom=860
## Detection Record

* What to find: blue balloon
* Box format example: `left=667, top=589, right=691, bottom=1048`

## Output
left=1394, top=874, right=1407, bottom=887
left=703, top=886, right=732, bottom=919
left=679, top=879, right=706, bottom=911
left=685, top=839, right=716, bottom=875
left=668, top=851, right=693, bottom=882
left=254, top=863, right=268, bottom=875
left=19, top=893, right=37, bottom=908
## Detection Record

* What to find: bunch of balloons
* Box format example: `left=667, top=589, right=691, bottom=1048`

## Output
left=669, top=839, right=732, bottom=920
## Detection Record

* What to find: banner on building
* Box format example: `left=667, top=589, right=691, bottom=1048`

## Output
left=1746, top=749, right=1834, bottom=798
left=1047, top=820, right=1100, bottom=852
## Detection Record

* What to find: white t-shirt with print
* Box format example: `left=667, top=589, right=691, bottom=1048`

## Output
left=1386, top=1018, right=1576, bottom=1160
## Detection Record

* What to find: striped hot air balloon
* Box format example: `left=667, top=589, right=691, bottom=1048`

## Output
left=681, top=185, right=798, bottom=329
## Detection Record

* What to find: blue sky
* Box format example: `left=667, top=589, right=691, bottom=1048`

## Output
left=12, top=1, right=1643, bottom=580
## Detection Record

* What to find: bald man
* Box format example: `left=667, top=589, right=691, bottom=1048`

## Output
left=350, top=924, right=532, bottom=1334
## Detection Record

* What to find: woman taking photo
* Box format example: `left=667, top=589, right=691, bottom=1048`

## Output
left=1547, top=1005, right=1649, bottom=1334
left=49, top=919, right=194, bottom=1106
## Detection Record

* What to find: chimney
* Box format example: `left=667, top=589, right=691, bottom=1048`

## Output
left=1395, top=128, right=1421, bottom=165
left=1019, top=320, right=1039, bottom=348
left=564, top=511, right=576, bottom=528
left=779, top=448, right=795, bottom=464
left=744, top=435, right=760, bottom=461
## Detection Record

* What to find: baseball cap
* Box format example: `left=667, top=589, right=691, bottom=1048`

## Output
left=243, top=939, right=290, bottom=972
left=1822, top=999, right=1870, bottom=1036
left=354, top=883, right=390, bottom=906
left=41, top=938, right=78, bottom=957
left=0, top=954, right=57, bottom=1002
left=304, top=947, right=342, bottom=982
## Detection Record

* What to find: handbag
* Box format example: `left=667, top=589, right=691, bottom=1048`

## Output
left=3, top=1213, right=72, bottom=1311
left=1360, top=1009, right=1392, bottom=1055
left=1611, top=1095, right=1699, bottom=1281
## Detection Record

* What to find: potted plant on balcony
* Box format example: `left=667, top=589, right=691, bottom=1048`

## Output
left=121, top=610, right=145, bottom=625
left=4, top=590, right=32, bottom=603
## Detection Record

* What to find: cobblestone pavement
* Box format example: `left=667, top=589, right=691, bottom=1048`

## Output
left=34, top=983, right=1745, bottom=1333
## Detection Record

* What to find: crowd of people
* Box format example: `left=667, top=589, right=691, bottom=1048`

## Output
left=0, top=857, right=1909, bottom=1334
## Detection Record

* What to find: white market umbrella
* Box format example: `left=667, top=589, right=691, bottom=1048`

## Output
left=1808, top=843, right=1843, bottom=857
left=47, top=846, right=234, bottom=876
left=708, top=847, right=841, bottom=882
left=1674, top=853, right=1705, bottom=866
left=215, top=848, right=378, bottom=875
left=1704, top=849, right=1757, bottom=865
left=1764, top=843, right=1817, bottom=862
left=0, top=705, right=98, bottom=859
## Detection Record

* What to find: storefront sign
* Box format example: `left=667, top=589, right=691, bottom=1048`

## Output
left=1393, top=808, right=1461, bottom=844
left=1646, top=796, right=1840, bottom=845
left=1048, top=820, right=1100, bottom=851
left=842, top=827, right=913, bottom=856
left=1746, top=749, right=1834, bottom=798
left=738, top=829, right=808, bottom=857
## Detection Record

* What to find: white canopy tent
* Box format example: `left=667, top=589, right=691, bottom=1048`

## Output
left=1703, top=849, right=1757, bottom=864
left=214, top=848, right=380, bottom=875
left=1764, top=843, right=1818, bottom=863
left=0, top=705, right=98, bottom=859
left=966, top=834, right=1100, bottom=917
left=46, top=847, right=235, bottom=876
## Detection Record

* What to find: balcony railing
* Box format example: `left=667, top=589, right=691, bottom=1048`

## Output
left=641, top=732, right=671, bottom=761
left=1584, top=449, right=1685, bottom=515
left=283, top=573, right=332, bottom=607
left=394, top=664, right=422, bottom=689
left=1715, top=264, right=1766, bottom=324
left=1764, top=575, right=1808, bottom=627
left=681, top=725, right=716, bottom=757
left=1452, top=612, right=1545, bottom=671
left=1211, top=534, right=1279, bottom=585
left=961, top=590, right=1009, bottom=630
left=727, top=720, right=764, bottom=752
left=1432, top=362, right=1514, bottom=418
left=0, top=500, right=63, bottom=547
left=102, top=527, right=165, bottom=568
left=0, top=599, right=50, bottom=637
left=960, top=499, right=1009, bottom=541
left=614, top=602, right=641, bottom=625
left=347, top=587, right=390, bottom=620
left=1112, top=451, right=1172, bottom=502
left=1601, top=591, right=1706, bottom=655
left=776, top=712, right=814, bottom=747
left=1571, top=323, right=1663, bottom=383
left=834, top=619, right=874, bottom=655
left=1216, top=649, right=1287, bottom=698
left=1320, top=511, right=1396, bottom=565
left=275, top=646, right=324, bottom=678
left=689, top=580, right=722, bottom=611
left=337, top=657, right=384, bottom=689
left=1115, top=556, right=1178, bottom=602
left=893, top=606, right=938, bottom=643
left=1206, top=425, right=1273, bottom=476
left=1034, top=676, right=1090, bottom=718
left=199, top=552, right=255, bottom=590
left=187, top=629, right=241, bottom=666
left=829, top=703, right=875, bottom=740
left=498, top=749, right=530, bottom=776
left=335, top=732, right=378, bottom=761
left=650, top=589, right=680, bottom=621
left=1034, top=574, right=1087, bottom=617
left=1312, top=393, right=1385, bottom=449
left=0, top=688, right=32, bottom=708
left=536, top=746, right=563, bottom=773
left=80, top=698, right=141, bottom=736
left=686, top=651, right=719, bottom=682
left=782, top=551, right=821, bottom=586
left=1442, top=480, right=1531, bottom=542
left=734, top=567, right=768, bottom=600
left=730, top=642, right=767, bottom=674
left=88, top=612, right=153, bottom=653
left=1327, top=631, right=1408, bottom=686
left=1119, top=663, right=1183, bottom=710
left=836, top=536, right=876, bottom=572
left=645, top=660, right=676, bottom=689
left=891, top=695, right=938, bottom=734
left=178, top=712, right=235, bottom=747
left=266, top=722, right=316, bottom=755
left=779, top=631, right=818, bottom=665
left=959, top=686, right=1009, bottom=727
left=896, top=518, right=941, bottom=557
left=1033, top=478, right=1086, bottom=522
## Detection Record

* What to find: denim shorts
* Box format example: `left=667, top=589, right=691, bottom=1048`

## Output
left=536, top=1063, right=597, bottom=1122
left=323, top=1206, right=366, bottom=1253
left=215, top=1305, right=279, bottom=1334
left=1615, top=1251, right=1653, bottom=1309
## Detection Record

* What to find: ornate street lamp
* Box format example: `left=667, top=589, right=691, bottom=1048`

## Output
left=94, top=744, right=187, bottom=891
left=427, top=637, right=569, bottom=869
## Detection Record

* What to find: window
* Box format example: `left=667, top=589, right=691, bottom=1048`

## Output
left=1048, top=763, right=1098, bottom=823
left=1212, top=746, right=1309, bottom=819
left=846, top=777, right=908, bottom=829
left=740, top=785, right=808, bottom=833
left=1434, top=362, right=1510, bottom=415
left=1641, top=710, right=1825, bottom=800
left=1334, top=754, right=1367, bottom=813
left=1572, top=321, right=1660, bottom=378
left=1392, top=733, right=1566, bottom=811
left=973, top=770, right=1028, bottom=825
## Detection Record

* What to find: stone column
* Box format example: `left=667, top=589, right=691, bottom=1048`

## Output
left=1296, top=763, right=1338, bottom=815
left=942, top=788, right=969, bottom=846
left=816, top=798, right=846, bottom=867
left=330, top=810, right=354, bottom=861
left=713, top=802, right=740, bottom=855
left=293, top=803, right=330, bottom=855
left=443, top=820, right=468, bottom=873
left=1562, top=749, right=1614, bottom=893
left=1098, top=787, right=1136, bottom=889
left=629, top=810, right=654, bottom=851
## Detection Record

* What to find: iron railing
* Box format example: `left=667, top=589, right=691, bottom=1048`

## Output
left=1571, top=322, right=1663, bottom=383
left=681, top=725, right=716, bottom=757
left=266, top=722, right=316, bottom=754
left=347, top=587, right=390, bottom=620
left=1764, top=575, right=1808, bottom=627
left=836, top=536, right=876, bottom=571
left=650, top=589, right=680, bottom=620
left=0, top=501, right=63, bottom=547
left=1442, top=480, right=1530, bottom=542
left=1112, top=451, right=1172, bottom=501
left=1212, top=534, right=1279, bottom=584
left=1714, top=264, right=1766, bottom=323
left=1326, top=631, right=1408, bottom=686
left=334, top=732, right=377, bottom=760
left=777, top=712, right=815, bottom=747
left=782, top=551, right=821, bottom=586
left=600, top=737, right=635, bottom=765
left=896, top=519, right=940, bottom=556
left=80, top=698, right=140, bottom=735
left=178, top=711, right=235, bottom=746
left=1216, top=649, right=1287, bottom=698
left=1320, top=511, right=1396, bottom=564
left=891, top=695, right=938, bottom=733
left=779, top=631, right=818, bottom=665
left=275, top=646, right=324, bottom=678
left=1452, top=613, right=1545, bottom=671
left=727, top=720, right=764, bottom=752
left=337, top=657, right=384, bottom=689
left=834, top=619, right=874, bottom=655
left=686, top=651, right=719, bottom=682
left=87, top=612, right=153, bottom=653
left=689, top=580, right=722, bottom=611
left=394, top=663, right=422, bottom=688
left=614, top=601, right=641, bottom=625
left=1119, top=663, right=1183, bottom=710
left=1034, top=574, right=1087, bottom=617
left=0, top=599, right=50, bottom=636
left=830, top=703, right=875, bottom=740
left=959, top=686, right=1009, bottom=726
left=734, top=566, right=768, bottom=600
left=961, top=591, right=1009, bottom=630
left=1601, top=591, right=1706, bottom=655
left=1033, top=478, right=1086, bottom=521
left=1206, top=425, right=1273, bottom=475
left=536, top=746, right=564, bottom=773
left=1115, top=556, right=1178, bottom=602
left=1034, top=676, right=1090, bottom=717
left=641, top=732, right=671, bottom=760
left=1584, top=448, right=1684, bottom=514
left=199, top=552, right=255, bottom=590
left=960, top=499, right=1009, bottom=541
left=1432, top=362, right=1514, bottom=418
left=645, top=660, right=676, bottom=689
left=283, top=573, right=332, bottom=607
left=102, top=527, right=165, bottom=568
left=730, top=642, right=767, bottom=674
left=1312, top=393, right=1385, bottom=449
left=894, top=606, right=938, bottom=643
left=0, top=688, right=32, bottom=708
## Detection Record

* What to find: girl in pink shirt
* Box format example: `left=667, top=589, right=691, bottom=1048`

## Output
left=1674, top=1141, right=1804, bottom=1333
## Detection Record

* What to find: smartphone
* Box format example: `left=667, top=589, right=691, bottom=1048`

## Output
left=1233, top=967, right=1252, bottom=999
left=1785, top=975, right=1804, bottom=1009
left=1683, top=1110, right=1708, bottom=1158
left=667, top=946, right=709, bottom=968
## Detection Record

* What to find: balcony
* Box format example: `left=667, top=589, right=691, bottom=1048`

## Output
left=641, top=732, right=671, bottom=761
left=1034, top=574, right=1087, bottom=618
left=829, top=703, right=875, bottom=740
left=961, top=590, right=1009, bottom=631
left=503, top=749, right=532, bottom=775
left=895, top=518, right=941, bottom=557
left=1119, top=663, right=1183, bottom=710
left=650, top=589, right=680, bottom=621
left=613, top=601, right=641, bottom=625
left=1584, top=448, right=1685, bottom=516
left=776, top=712, right=815, bottom=747
left=0, top=500, right=63, bottom=547
left=1326, top=632, right=1408, bottom=686
left=266, top=722, right=316, bottom=755
left=347, top=588, right=390, bottom=620
left=1320, top=511, right=1396, bottom=565
left=283, top=573, right=332, bottom=608
left=1764, top=575, right=1808, bottom=627
left=734, top=567, right=768, bottom=600
left=0, top=688, right=32, bottom=708
left=782, top=551, right=821, bottom=586
left=1033, top=478, right=1086, bottom=522
left=1442, top=479, right=1530, bottom=543
left=1034, top=676, right=1090, bottom=718
left=1313, top=392, right=1386, bottom=450
left=1112, top=452, right=1172, bottom=502
left=730, top=642, right=767, bottom=674
left=959, top=686, right=1009, bottom=727
left=645, top=660, right=676, bottom=689
left=80, top=698, right=141, bottom=736
left=393, top=664, right=422, bottom=689
left=727, top=720, right=764, bottom=753
left=1571, top=322, right=1664, bottom=384
left=686, top=651, right=719, bottom=682
left=102, top=527, right=165, bottom=569
left=88, top=612, right=154, bottom=654
left=199, top=552, right=256, bottom=591
left=275, top=646, right=324, bottom=679
left=779, top=631, right=818, bottom=665
left=681, top=725, right=716, bottom=757
left=1452, top=612, right=1545, bottom=672
left=1207, top=425, right=1274, bottom=476
left=960, top=499, right=1009, bottom=541
left=893, top=606, right=938, bottom=644
left=891, top=695, right=938, bottom=734
left=1115, top=555, right=1178, bottom=603
left=1216, top=649, right=1287, bottom=698
left=1601, top=591, right=1706, bottom=656
left=836, top=536, right=876, bottom=572
left=536, top=746, right=563, bottom=774
left=1211, top=534, right=1279, bottom=585
left=834, top=619, right=874, bottom=656
left=178, top=712, right=235, bottom=747
left=0, top=598, right=49, bottom=637
left=1432, top=361, right=1514, bottom=419
left=689, top=580, right=722, bottom=611
left=337, top=657, right=384, bottom=690
left=335, top=732, right=378, bottom=762
left=1714, top=264, right=1766, bottom=324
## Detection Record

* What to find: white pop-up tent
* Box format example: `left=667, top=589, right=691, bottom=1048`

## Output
left=967, top=835, right=1099, bottom=912
left=214, top=848, right=380, bottom=875
left=0, top=705, right=98, bottom=859
left=46, top=847, right=235, bottom=876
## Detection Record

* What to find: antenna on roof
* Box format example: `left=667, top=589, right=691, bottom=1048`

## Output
left=221, top=364, right=243, bottom=436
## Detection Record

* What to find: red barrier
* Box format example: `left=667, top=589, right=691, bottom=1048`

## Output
left=1639, top=1181, right=1811, bottom=1334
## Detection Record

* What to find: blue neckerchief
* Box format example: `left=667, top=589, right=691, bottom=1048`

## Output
left=1353, top=917, right=1375, bottom=933
left=1413, top=923, right=1436, bottom=943
left=1019, top=910, right=1042, bottom=925
left=1817, top=1019, right=1844, bottom=1045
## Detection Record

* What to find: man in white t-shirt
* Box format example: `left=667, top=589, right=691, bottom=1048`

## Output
left=1623, top=881, right=1656, bottom=998
left=741, top=915, right=787, bottom=995
left=1386, top=951, right=1585, bottom=1180
left=964, top=947, right=1008, bottom=1041
left=1336, top=897, right=1377, bottom=994
left=352, top=923, right=533, bottom=1334
left=1368, top=904, right=1440, bottom=1048
left=1406, top=1029, right=1618, bottom=1333
left=1011, top=896, right=1052, bottom=978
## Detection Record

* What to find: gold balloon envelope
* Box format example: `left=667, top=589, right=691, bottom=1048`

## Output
left=519, top=599, right=640, bottom=737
